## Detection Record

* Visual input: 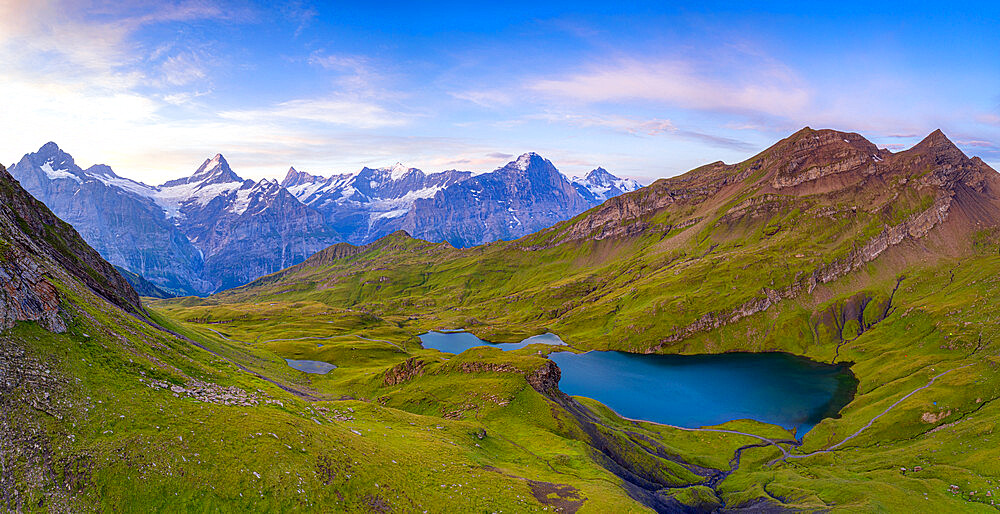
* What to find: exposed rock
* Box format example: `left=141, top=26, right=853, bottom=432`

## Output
left=525, top=359, right=562, bottom=394
left=403, top=153, right=621, bottom=247
left=8, top=143, right=209, bottom=296
left=0, top=164, right=142, bottom=326
left=382, top=357, right=426, bottom=386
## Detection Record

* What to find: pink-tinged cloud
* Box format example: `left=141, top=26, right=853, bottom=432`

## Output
left=957, top=139, right=999, bottom=149
left=977, top=114, right=1000, bottom=126
left=528, top=59, right=811, bottom=118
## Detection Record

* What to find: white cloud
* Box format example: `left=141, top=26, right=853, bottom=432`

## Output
left=219, top=97, right=412, bottom=129
left=450, top=90, right=514, bottom=108
left=529, top=58, right=811, bottom=118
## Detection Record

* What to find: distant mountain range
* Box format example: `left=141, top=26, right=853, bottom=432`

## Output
left=8, top=144, right=640, bottom=296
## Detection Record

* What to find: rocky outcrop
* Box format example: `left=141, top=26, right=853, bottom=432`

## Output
left=0, top=163, right=144, bottom=331
left=382, top=357, right=426, bottom=386
left=769, top=129, right=886, bottom=189
left=0, top=248, right=65, bottom=332
left=525, top=359, right=562, bottom=394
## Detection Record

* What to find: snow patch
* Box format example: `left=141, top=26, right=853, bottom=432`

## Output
left=40, top=162, right=81, bottom=183
left=91, top=172, right=157, bottom=197
left=373, top=208, right=408, bottom=221
left=388, top=163, right=410, bottom=181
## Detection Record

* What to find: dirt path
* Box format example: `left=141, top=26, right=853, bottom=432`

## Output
left=772, top=363, right=974, bottom=463
left=259, top=334, right=408, bottom=352
left=152, top=323, right=323, bottom=401
left=663, top=425, right=796, bottom=459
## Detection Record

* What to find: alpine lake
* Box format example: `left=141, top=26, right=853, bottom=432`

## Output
left=419, top=330, right=857, bottom=436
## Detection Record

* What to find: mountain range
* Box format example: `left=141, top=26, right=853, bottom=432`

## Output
left=8, top=144, right=639, bottom=296
left=5, top=127, right=1000, bottom=511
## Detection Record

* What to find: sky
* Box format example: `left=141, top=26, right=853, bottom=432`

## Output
left=1, top=0, right=998, bottom=185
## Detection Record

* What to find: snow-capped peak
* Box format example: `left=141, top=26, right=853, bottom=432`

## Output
left=196, top=154, right=225, bottom=175
left=513, top=152, right=541, bottom=171
left=388, top=162, right=410, bottom=181
left=570, top=167, right=642, bottom=203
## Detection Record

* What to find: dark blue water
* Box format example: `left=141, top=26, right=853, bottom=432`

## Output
left=418, top=331, right=855, bottom=435
left=550, top=350, right=855, bottom=435
left=285, top=359, right=337, bottom=374
left=419, top=331, right=567, bottom=353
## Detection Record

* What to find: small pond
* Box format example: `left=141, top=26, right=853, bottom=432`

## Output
left=285, top=359, right=337, bottom=374
left=420, top=330, right=856, bottom=435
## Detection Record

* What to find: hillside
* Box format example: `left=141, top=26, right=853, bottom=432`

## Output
left=224, top=128, right=1000, bottom=351
left=0, top=161, right=690, bottom=512
left=174, top=127, right=1000, bottom=510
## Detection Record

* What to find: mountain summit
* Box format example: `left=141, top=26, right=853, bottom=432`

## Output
left=162, top=153, right=243, bottom=187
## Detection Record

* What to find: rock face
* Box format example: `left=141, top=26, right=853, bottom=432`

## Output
left=284, top=154, right=640, bottom=248
left=571, top=167, right=641, bottom=204
left=0, top=164, right=142, bottom=332
left=403, top=153, right=605, bottom=247
left=159, top=155, right=340, bottom=292
left=282, top=163, right=472, bottom=243
left=9, top=146, right=339, bottom=295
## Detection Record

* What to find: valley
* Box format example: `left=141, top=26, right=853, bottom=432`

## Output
left=4, top=127, right=1000, bottom=512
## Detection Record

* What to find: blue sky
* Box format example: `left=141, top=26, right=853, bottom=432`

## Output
left=1, top=1, right=998, bottom=184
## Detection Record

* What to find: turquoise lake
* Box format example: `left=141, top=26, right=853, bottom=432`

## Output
left=420, top=331, right=856, bottom=435
left=418, top=330, right=567, bottom=353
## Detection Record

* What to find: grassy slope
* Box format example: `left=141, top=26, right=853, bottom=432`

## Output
left=146, top=251, right=1000, bottom=511
left=7, top=276, right=656, bottom=512
left=138, top=129, right=1000, bottom=510
left=9, top=128, right=1000, bottom=511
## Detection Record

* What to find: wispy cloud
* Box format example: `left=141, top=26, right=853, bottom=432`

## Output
left=978, top=114, right=1000, bottom=126
left=529, top=113, right=756, bottom=151
left=219, top=97, right=411, bottom=129
left=283, top=1, right=318, bottom=37
left=529, top=58, right=811, bottom=118
left=450, top=90, right=514, bottom=108
left=956, top=139, right=999, bottom=149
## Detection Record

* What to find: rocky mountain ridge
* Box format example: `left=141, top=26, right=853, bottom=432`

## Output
left=10, top=145, right=640, bottom=294
left=234, top=127, right=1000, bottom=356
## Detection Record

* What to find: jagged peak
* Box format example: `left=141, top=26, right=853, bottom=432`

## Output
left=85, top=164, right=118, bottom=178
left=905, top=129, right=968, bottom=163
left=385, top=162, right=413, bottom=180
left=38, top=141, right=63, bottom=154
left=30, top=141, right=76, bottom=166
left=281, top=166, right=326, bottom=187
left=194, top=153, right=229, bottom=175
left=913, top=129, right=959, bottom=150
left=191, top=154, right=242, bottom=185
left=585, top=167, right=617, bottom=182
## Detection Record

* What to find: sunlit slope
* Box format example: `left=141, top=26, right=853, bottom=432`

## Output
left=220, top=128, right=1000, bottom=353
left=168, top=127, right=1000, bottom=511
left=0, top=161, right=655, bottom=512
